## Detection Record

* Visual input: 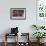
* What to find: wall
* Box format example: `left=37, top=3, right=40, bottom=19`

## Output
left=0, top=0, right=36, bottom=42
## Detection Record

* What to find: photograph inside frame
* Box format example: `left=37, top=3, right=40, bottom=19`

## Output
left=10, top=8, right=26, bottom=20
left=13, top=10, right=24, bottom=17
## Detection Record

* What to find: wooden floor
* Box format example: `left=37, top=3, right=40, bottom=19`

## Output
left=0, top=42, right=46, bottom=46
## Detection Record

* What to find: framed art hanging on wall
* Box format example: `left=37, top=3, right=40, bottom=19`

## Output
left=10, top=8, right=26, bottom=20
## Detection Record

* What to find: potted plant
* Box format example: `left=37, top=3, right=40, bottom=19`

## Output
left=32, top=24, right=45, bottom=30
left=33, top=32, right=46, bottom=43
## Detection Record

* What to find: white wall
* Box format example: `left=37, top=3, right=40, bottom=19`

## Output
left=0, top=0, right=37, bottom=42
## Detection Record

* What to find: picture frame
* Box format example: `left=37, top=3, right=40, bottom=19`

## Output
left=10, top=8, right=26, bottom=20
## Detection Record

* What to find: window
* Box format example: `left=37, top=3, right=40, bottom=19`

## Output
left=37, top=0, right=46, bottom=18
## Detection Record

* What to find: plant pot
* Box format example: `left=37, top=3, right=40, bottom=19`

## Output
left=40, top=39, right=45, bottom=43
left=37, top=39, right=40, bottom=43
left=37, top=39, right=45, bottom=44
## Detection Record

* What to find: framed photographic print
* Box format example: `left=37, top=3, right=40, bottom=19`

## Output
left=10, top=8, right=26, bottom=20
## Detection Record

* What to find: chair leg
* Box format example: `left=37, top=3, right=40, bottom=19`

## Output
left=4, top=33, right=7, bottom=46
left=16, top=34, right=18, bottom=46
left=4, top=41, right=7, bottom=46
